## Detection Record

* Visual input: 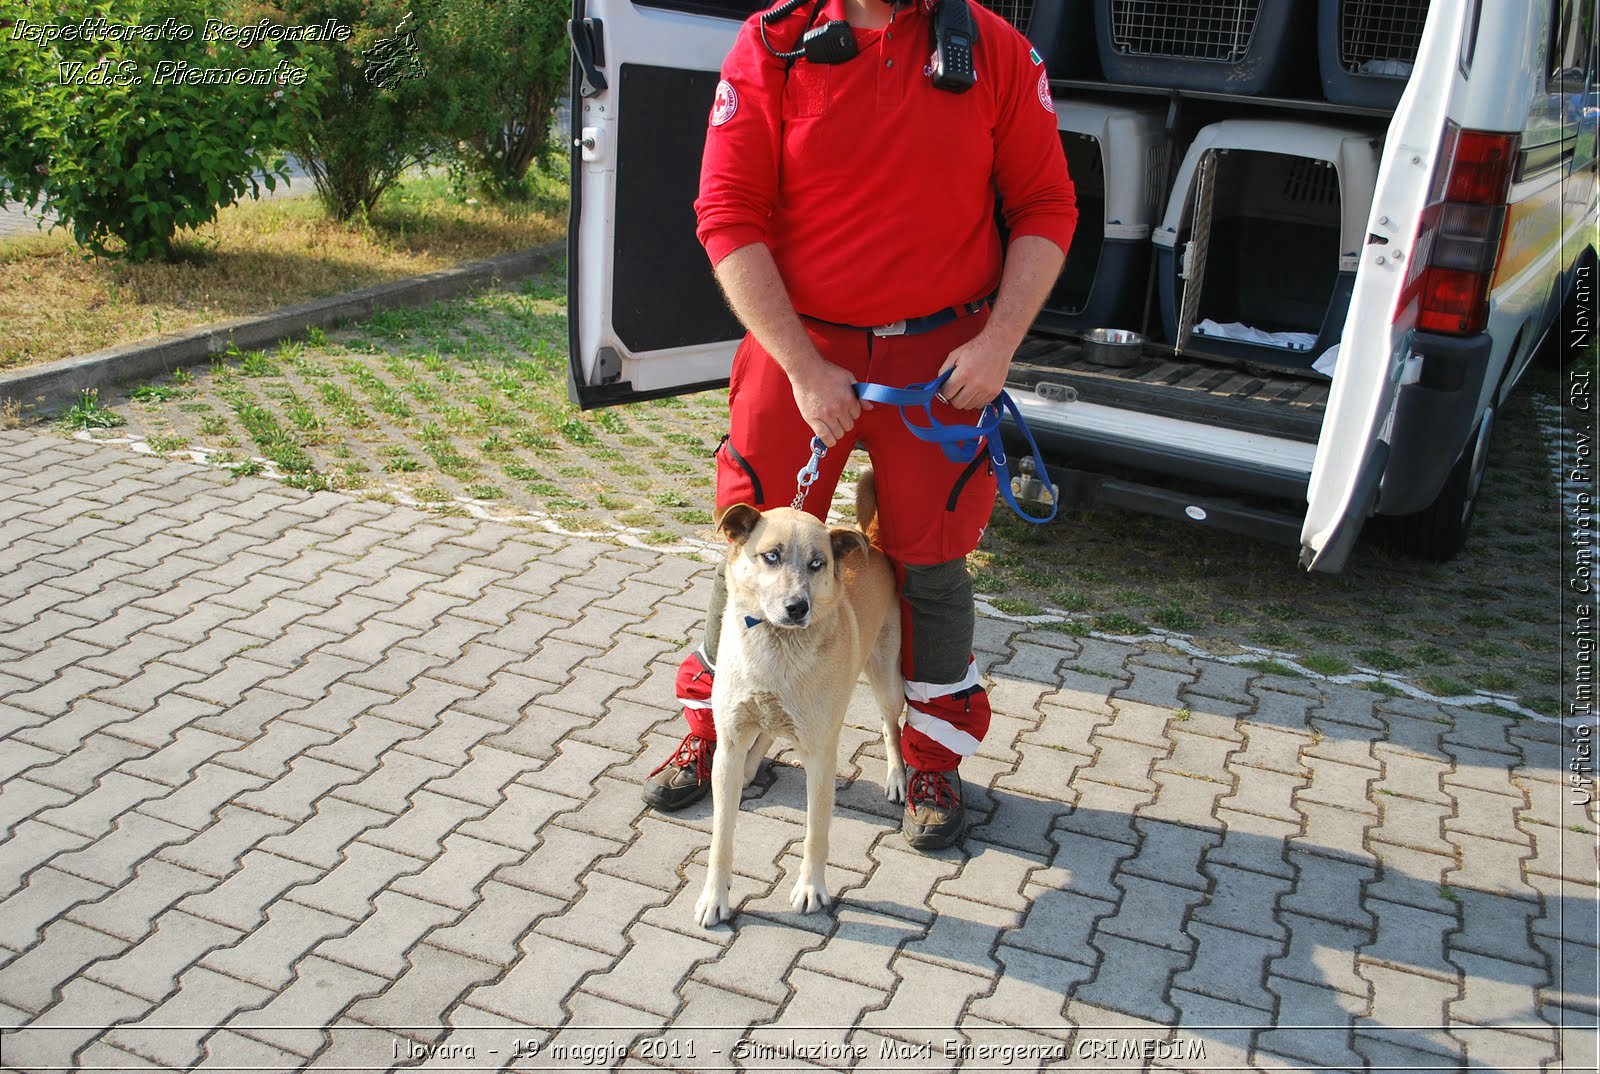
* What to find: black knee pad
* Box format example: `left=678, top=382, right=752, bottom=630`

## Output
left=900, top=559, right=975, bottom=684
left=902, top=559, right=973, bottom=605
left=702, top=567, right=728, bottom=667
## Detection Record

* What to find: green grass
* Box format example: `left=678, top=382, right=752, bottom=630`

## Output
left=1356, top=648, right=1417, bottom=673
left=131, top=382, right=186, bottom=403
left=1302, top=653, right=1354, bottom=676
left=56, top=389, right=124, bottom=431
left=1242, top=659, right=1302, bottom=678
left=1468, top=670, right=1522, bottom=693
left=227, top=397, right=315, bottom=475
left=239, top=352, right=280, bottom=378
left=145, top=433, right=189, bottom=454
left=1042, top=619, right=1092, bottom=637
left=1152, top=605, right=1200, bottom=631
left=1421, top=676, right=1473, bottom=697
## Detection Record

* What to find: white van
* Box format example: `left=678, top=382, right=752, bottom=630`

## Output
left=565, top=0, right=1597, bottom=572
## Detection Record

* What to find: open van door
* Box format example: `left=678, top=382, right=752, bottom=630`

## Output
left=566, top=0, right=751, bottom=409
left=1299, top=0, right=1466, bottom=572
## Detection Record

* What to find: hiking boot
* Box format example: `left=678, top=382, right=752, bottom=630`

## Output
left=642, top=732, right=715, bottom=812
left=902, top=766, right=964, bottom=850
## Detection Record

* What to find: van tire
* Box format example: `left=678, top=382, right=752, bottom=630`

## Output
left=1381, top=408, right=1495, bottom=562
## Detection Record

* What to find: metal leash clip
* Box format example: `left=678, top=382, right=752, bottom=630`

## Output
left=791, top=436, right=827, bottom=510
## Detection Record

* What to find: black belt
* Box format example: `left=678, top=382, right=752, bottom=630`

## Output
left=802, top=293, right=995, bottom=337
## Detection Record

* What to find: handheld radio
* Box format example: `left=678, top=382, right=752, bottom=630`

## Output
left=929, top=0, right=978, bottom=93
left=756, top=0, right=979, bottom=94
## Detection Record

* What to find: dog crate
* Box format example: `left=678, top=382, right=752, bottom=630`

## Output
left=991, top=0, right=1100, bottom=78
left=1036, top=100, right=1169, bottom=336
left=1151, top=119, right=1380, bottom=370
left=1093, top=0, right=1317, bottom=96
left=1318, top=0, right=1430, bottom=109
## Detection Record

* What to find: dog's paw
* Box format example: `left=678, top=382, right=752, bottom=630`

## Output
left=694, top=886, right=730, bottom=928
left=885, top=762, right=908, bottom=804
left=790, top=878, right=831, bottom=914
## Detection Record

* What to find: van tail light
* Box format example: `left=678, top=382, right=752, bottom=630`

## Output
left=1404, top=125, right=1520, bottom=335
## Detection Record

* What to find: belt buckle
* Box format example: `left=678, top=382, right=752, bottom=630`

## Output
left=871, top=320, right=907, bottom=337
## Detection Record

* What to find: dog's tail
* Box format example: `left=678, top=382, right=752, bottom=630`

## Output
left=855, top=468, right=882, bottom=546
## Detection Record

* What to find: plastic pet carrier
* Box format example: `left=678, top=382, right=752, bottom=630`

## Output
left=1093, top=0, right=1317, bottom=96
left=1318, top=0, right=1430, bottom=110
left=1036, top=100, right=1169, bottom=336
left=1151, top=119, right=1380, bottom=370
left=990, top=0, right=1100, bottom=79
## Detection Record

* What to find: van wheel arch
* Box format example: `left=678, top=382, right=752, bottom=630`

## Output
left=1494, top=324, right=1528, bottom=407
left=1379, top=406, right=1495, bottom=563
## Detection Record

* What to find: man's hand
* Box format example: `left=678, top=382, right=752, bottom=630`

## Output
left=937, top=235, right=1068, bottom=411
left=711, top=242, right=871, bottom=446
left=791, top=359, right=867, bottom=447
left=937, top=329, right=1013, bottom=411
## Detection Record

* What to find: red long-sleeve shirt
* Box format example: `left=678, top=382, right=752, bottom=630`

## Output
left=695, top=0, right=1077, bottom=328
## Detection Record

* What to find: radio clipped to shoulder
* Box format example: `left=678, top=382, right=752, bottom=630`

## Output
left=929, top=0, right=978, bottom=93
left=758, top=0, right=857, bottom=65
left=757, top=0, right=979, bottom=94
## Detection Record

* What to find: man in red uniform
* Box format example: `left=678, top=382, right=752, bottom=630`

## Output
left=642, top=0, right=1076, bottom=850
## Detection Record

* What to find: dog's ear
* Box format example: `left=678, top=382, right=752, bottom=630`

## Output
left=717, top=503, right=761, bottom=545
left=829, top=526, right=868, bottom=573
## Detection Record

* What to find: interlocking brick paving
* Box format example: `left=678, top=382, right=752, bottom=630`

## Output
left=0, top=429, right=1592, bottom=1073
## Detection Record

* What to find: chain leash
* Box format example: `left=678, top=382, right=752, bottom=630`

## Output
left=791, top=436, right=827, bottom=510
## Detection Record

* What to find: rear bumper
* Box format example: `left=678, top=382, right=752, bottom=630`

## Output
left=1004, top=392, right=1314, bottom=501
left=998, top=402, right=1310, bottom=548
left=1376, top=330, right=1495, bottom=516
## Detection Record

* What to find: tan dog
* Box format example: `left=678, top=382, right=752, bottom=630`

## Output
left=693, top=471, right=906, bottom=928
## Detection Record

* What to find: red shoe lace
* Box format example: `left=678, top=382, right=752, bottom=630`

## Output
left=908, top=769, right=959, bottom=811
left=650, top=733, right=713, bottom=781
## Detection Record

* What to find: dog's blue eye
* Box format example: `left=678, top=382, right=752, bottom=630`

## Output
left=762, top=550, right=781, bottom=564
left=808, top=557, right=824, bottom=571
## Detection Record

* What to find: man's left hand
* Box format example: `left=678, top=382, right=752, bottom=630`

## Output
left=937, top=329, right=1015, bottom=411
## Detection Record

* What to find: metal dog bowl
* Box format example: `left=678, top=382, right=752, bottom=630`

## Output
left=1081, top=328, right=1145, bottom=368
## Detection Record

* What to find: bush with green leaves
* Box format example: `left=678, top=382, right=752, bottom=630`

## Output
left=0, top=0, right=307, bottom=261
left=449, top=0, right=570, bottom=202
left=254, top=0, right=484, bottom=220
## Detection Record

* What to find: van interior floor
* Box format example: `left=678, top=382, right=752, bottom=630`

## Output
left=1007, top=335, right=1332, bottom=443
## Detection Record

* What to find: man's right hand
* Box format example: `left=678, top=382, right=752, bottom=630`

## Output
left=790, top=359, right=867, bottom=447
left=709, top=243, right=870, bottom=447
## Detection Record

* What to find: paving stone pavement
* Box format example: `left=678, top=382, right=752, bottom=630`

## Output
left=0, top=428, right=1594, bottom=1073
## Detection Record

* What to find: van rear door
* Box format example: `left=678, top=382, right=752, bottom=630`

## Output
left=1298, top=0, right=1465, bottom=572
left=567, top=0, right=752, bottom=409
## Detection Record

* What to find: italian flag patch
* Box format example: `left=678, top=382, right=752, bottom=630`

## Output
left=1029, top=48, right=1043, bottom=66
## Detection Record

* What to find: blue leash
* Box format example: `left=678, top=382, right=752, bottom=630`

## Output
left=793, top=371, right=1058, bottom=523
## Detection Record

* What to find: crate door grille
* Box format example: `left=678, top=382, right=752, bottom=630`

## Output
left=1109, top=0, right=1262, bottom=62
left=1145, top=143, right=1170, bottom=223
left=1282, top=158, right=1339, bottom=208
left=1176, top=149, right=1219, bottom=355
left=1339, top=0, right=1429, bottom=72
left=990, top=0, right=1034, bottom=35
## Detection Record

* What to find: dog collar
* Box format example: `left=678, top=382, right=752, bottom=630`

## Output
left=743, top=615, right=765, bottom=629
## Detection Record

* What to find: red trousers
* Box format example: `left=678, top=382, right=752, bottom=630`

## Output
left=678, top=315, right=995, bottom=772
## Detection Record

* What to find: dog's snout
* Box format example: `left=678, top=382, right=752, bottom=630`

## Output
left=785, top=598, right=810, bottom=623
